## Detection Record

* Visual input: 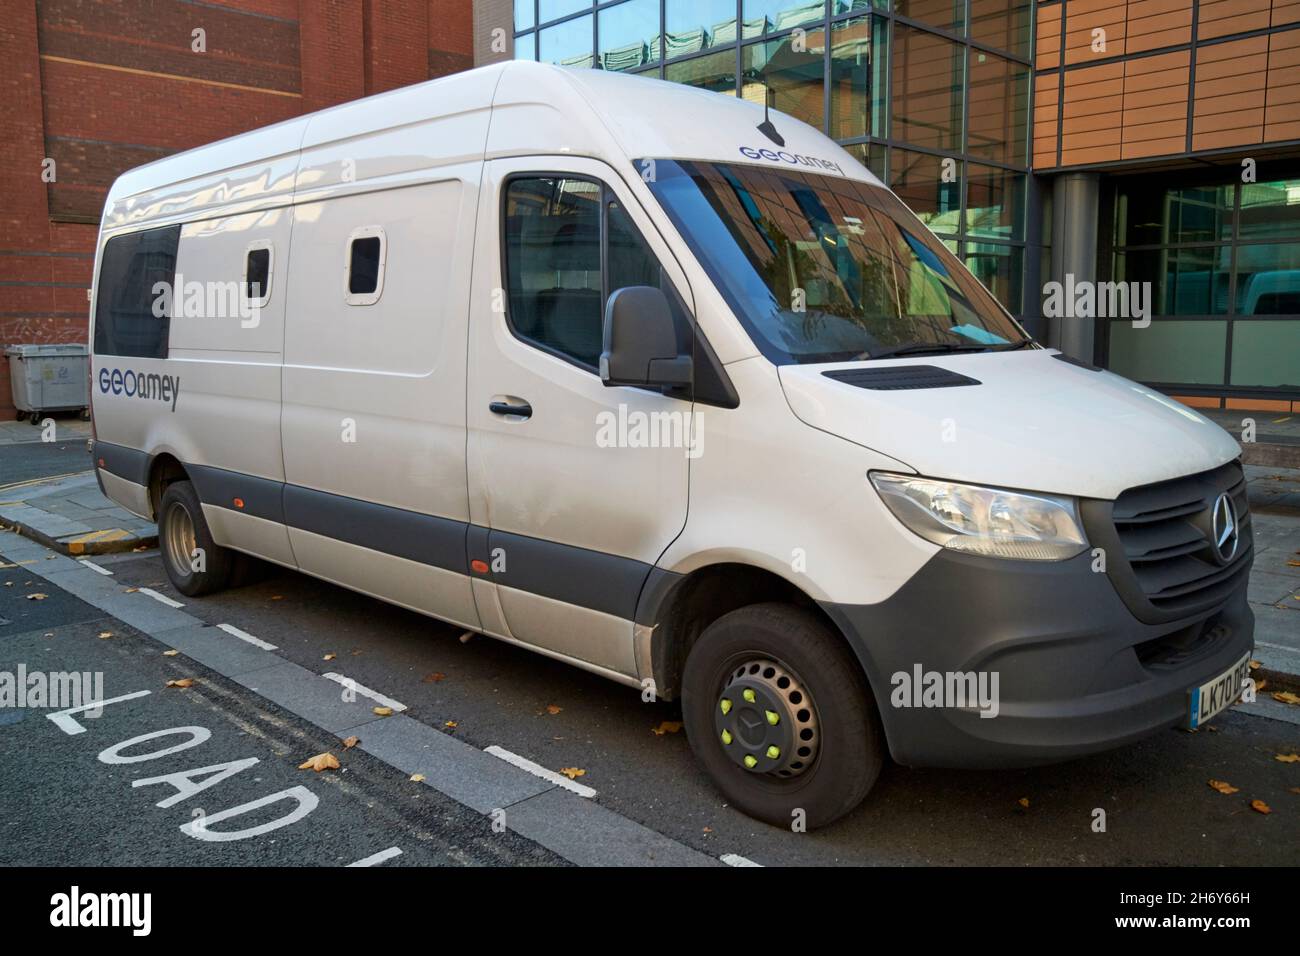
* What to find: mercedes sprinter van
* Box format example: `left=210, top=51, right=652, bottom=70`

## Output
left=89, top=61, right=1254, bottom=828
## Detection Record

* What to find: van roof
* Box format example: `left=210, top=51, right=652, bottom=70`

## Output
left=102, top=61, right=877, bottom=232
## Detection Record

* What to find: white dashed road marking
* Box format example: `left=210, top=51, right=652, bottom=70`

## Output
left=217, top=622, right=278, bottom=651
left=78, top=559, right=114, bottom=576
left=721, top=853, right=763, bottom=867
left=138, top=587, right=184, bottom=608
left=483, top=745, right=597, bottom=798
left=321, top=673, right=407, bottom=712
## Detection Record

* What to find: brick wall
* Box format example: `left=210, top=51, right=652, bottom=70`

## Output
left=0, top=0, right=474, bottom=418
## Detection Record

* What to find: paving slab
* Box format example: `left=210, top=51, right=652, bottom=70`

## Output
left=0, top=471, right=156, bottom=555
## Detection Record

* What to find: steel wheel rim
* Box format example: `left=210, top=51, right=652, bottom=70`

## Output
left=714, top=656, right=821, bottom=778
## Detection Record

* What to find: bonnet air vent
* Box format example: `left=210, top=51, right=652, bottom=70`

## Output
left=821, top=365, right=981, bottom=390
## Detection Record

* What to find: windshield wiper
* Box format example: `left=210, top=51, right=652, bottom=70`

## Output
left=865, top=338, right=1035, bottom=360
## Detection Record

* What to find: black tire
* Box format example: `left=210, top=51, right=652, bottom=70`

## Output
left=682, top=602, right=884, bottom=829
left=158, top=480, right=234, bottom=596
left=29, top=411, right=41, bottom=425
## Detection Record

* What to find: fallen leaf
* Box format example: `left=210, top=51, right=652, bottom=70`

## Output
left=270, top=595, right=282, bottom=600
left=1209, top=779, right=1239, bottom=794
left=1291, top=788, right=1300, bottom=795
left=1249, top=660, right=1262, bottom=670
left=162, top=649, right=179, bottom=657
left=702, top=826, right=713, bottom=833
left=1207, top=725, right=1219, bottom=733
left=98, top=631, right=113, bottom=639
left=422, top=672, right=446, bottom=683
left=124, top=587, right=138, bottom=593
left=323, top=653, right=336, bottom=661
left=546, top=704, right=562, bottom=715
left=1272, top=691, right=1300, bottom=706
left=444, top=720, right=458, bottom=729
left=372, top=706, right=393, bottom=717
left=1250, top=799, right=1272, bottom=815
left=559, top=767, right=586, bottom=780
left=25, top=593, right=46, bottom=601
left=1255, top=679, right=1269, bottom=693
left=652, top=721, right=683, bottom=735
left=1017, top=797, right=1030, bottom=808
left=298, top=752, right=340, bottom=772
left=1275, top=753, right=1300, bottom=763
left=410, top=773, right=426, bottom=783
left=342, top=736, right=360, bottom=749
left=1288, top=560, right=1300, bottom=567
left=166, top=678, right=195, bottom=689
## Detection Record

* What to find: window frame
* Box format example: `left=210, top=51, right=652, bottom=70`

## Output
left=344, top=225, right=387, bottom=306
left=243, top=240, right=274, bottom=309
left=500, top=172, right=619, bottom=375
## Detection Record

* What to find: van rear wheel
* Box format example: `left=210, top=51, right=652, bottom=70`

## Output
left=158, top=480, right=233, bottom=596
left=682, top=602, right=883, bottom=830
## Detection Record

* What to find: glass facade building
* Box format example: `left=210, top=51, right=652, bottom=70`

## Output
left=512, top=0, right=1034, bottom=317
left=503, top=0, right=1300, bottom=406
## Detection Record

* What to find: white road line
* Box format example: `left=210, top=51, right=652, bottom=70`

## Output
left=483, top=745, right=597, bottom=798
left=720, top=853, right=763, bottom=867
left=1257, top=640, right=1300, bottom=656
left=321, top=673, right=407, bottom=712
left=346, top=847, right=404, bottom=867
left=137, top=587, right=184, bottom=608
left=78, top=559, right=114, bottom=576
left=217, top=622, right=278, bottom=651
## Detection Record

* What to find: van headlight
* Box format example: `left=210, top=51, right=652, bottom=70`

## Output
left=869, top=473, right=1087, bottom=561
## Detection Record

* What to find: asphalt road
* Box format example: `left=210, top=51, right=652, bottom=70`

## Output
left=0, top=557, right=562, bottom=867
left=60, top=546, right=1298, bottom=866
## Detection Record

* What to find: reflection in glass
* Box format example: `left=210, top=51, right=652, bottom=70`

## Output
left=515, top=0, right=536, bottom=33
left=1113, top=247, right=1231, bottom=315
left=539, top=0, right=590, bottom=24
left=1238, top=180, right=1300, bottom=242
left=963, top=242, right=1022, bottom=312
left=966, top=50, right=1028, bottom=165
left=539, top=14, right=594, bottom=66
left=743, top=0, right=827, bottom=39
left=742, top=32, right=826, bottom=130
left=665, top=0, right=737, bottom=56
left=600, top=0, right=659, bottom=70
left=1114, top=184, right=1232, bottom=247
left=665, top=50, right=739, bottom=94
left=1234, top=242, right=1300, bottom=314
left=890, top=147, right=960, bottom=235
left=891, top=24, right=964, bottom=152
left=965, top=163, right=1025, bottom=240
left=893, top=0, right=964, bottom=34
left=969, top=0, right=1031, bottom=59
left=827, top=17, right=876, bottom=141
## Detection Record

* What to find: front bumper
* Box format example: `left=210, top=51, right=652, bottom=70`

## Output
left=821, top=548, right=1254, bottom=768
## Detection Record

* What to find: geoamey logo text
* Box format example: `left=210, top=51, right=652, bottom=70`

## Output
left=98, top=367, right=181, bottom=412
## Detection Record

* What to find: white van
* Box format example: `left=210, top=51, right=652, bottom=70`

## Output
left=89, top=61, right=1254, bottom=828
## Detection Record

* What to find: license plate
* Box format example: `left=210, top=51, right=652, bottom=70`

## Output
left=1188, top=652, right=1252, bottom=729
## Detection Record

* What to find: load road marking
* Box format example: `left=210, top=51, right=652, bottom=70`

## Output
left=138, top=587, right=184, bottom=608
left=347, top=847, right=404, bottom=867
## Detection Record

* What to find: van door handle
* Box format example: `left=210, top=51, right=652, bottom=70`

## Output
left=489, top=400, right=532, bottom=419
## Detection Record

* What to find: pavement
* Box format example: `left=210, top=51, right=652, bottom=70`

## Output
left=1201, top=408, right=1300, bottom=469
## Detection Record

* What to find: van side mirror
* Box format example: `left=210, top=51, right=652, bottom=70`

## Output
left=600, top=286, right=692, bottom=389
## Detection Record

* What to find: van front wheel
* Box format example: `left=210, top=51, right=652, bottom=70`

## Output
left=158, top=480, right=234, bottom=596
left=682, top=603, right=883, bottom=829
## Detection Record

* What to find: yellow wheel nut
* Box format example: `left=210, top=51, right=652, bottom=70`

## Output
left=721, top=729, right=733, bottom=745
left=720, top=698, right=732, bottom=715
left=742, top=688, right=757, bottom=703
left=743, top=755, right=758, bottom=769
left=766, top=745, right=780, bottom=759
left=765, top=710, right=779, bottom=726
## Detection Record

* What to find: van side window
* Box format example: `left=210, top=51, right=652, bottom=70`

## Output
left=93, top=224, right=181, bottom=359
left=244, top=243, right=272, bottom=306
left=345, top=227, right=386, bottom=305
left=504, top=177, right=603, bottom=367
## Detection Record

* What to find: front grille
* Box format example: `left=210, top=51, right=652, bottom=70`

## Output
left=1083, top=461, right=1253, bottom=625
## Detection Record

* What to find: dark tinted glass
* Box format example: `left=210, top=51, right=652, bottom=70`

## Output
left=348, top=237, right=381, bottom=295
left=247, top=247, right=270, bottom=299
left=504, top=177, right=603, bottom=366
left=93, top=224, right=180, bottom=359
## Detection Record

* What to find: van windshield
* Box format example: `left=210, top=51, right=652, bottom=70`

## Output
left=643, top=159, right=1029, bottom=365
